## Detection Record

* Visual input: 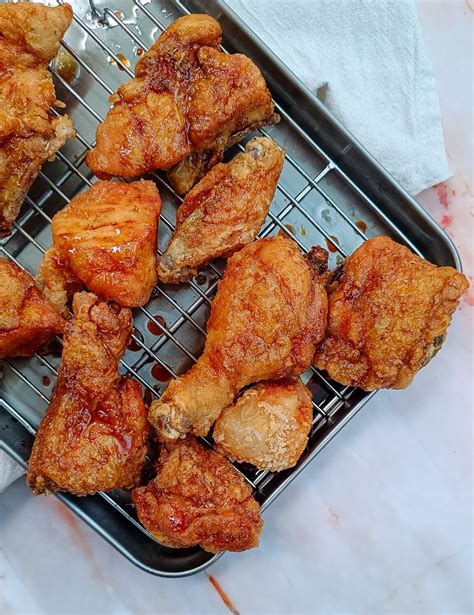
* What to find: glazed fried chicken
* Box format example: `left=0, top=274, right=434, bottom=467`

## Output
left=0, top=258, right=64, bottom=358
left=149, top=236, right=328, bottom=440
left=0, top=3, right=75, bottom=235
left=157, top=137, right=285, bottom=283
left=132, top=437, right=262, bottom=552
left=314, top=236, right=469, bottom=390
left=27, top=292, right=149, bottom=496
left=37, top=180, right=162, bottom=315
left=86, top=14, right=278, bottom=194
left=213, top=378, right=313, bottom=472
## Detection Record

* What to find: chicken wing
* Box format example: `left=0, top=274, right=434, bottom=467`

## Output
left=157, top=137, right=284, bottom=283
left=0, top=3, right=75, bottom=235
left=86, top=14, right=278, bottom=194
left=149, top=236, right=328, bottom=440
left=313, top=236, right=469, bottom=390
left=27, top=292, right=149, bottom=496
left=213, top=378, right=313, bottom=472
left=132, top=437, right=262, bottom=552
left=37, top=180, right=162, bottom=315
left=0, top=258, right=64, bottom=358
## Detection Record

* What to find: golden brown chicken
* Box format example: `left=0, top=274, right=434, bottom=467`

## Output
left=36, top=180, right=162, bottom=315
left=313, top=236, right=469, bottom=390
left=0, top=3, right=75, bottom=235
left=157, top=137, right=285, bottom=283
left=213, top=378, right=313, bottom=472
left=0, top=258, right=64, bottom=358
left=132, top=437, right=262, bottom=552
left=86, top=14, right=278, bottom=194
left=149, top=236, right=328, bottom=440
left=27, top=292, right=149, bottom=496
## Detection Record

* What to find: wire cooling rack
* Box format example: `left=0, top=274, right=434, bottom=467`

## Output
left=0, top=0, right=462, bottom=575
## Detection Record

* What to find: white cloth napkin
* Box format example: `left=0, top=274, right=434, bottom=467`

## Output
left=226, top=0, right=451, bottom=195
left=0, top=0, right=451, bottom=493
left=0, top=449, right=24, bottom=493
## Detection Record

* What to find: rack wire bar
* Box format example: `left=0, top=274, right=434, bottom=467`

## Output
left=1, top=0, right=439, bottom=574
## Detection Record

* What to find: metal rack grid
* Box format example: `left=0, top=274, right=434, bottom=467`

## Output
left=0, top=0, right=427, bottom=546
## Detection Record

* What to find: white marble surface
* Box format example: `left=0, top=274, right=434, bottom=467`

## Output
left=1, top=1, right=473, bottom=614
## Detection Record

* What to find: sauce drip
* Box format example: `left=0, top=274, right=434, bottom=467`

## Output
left=325, top=235, right=339, bottom=253
left=108, top=53, right=130, bottom=71
left=128, top=328, right=144, bottom=352
left=355, top=219, right=367, bottom=233
left=147, top=315, right=167, bottom=336
left=151, top=364, right=172, bottom=382
left=207, top=575, right=239, bottom=615
left=42, top=376, right=51, bottom=387
left=143, top=388, right=153, bottom=407
left=278, top=223, right=295, bottom=237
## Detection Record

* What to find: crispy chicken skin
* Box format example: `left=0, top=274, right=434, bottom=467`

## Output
left=0, top=3, right=75, bottom=235
left=132, top=437, right=262, bottom=552
left=149, top=236, right=328, bottom=440
left=313, top=236, right=469, bottom=390
left=27, top=292, right=149, bottom=496
left=213, top=378, right=313, bottom=472
left=157, top=137, right=285, bottom=283
left=37, top=180, right=162, bottom=315
left=0, top=258, right=64, bottom=358
left=86, top=14, right=278, bottom=193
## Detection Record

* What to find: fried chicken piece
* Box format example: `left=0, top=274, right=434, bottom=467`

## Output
left=157, top=137, right=284, bottom=283
left=149, top=236, right=328, bottom=440
left=0, top=258, right=64, bottom=358
left=37, top=180, right=162, bottom=315
left=0, top=3, right=75, bottom=235
left=313, top=236, right=469, bottom=390
left=27, top=292, right=149, bottom=496
left=213, top=378, right=313, bottom=472
left=86, top=14, right=278, bottom=193
left=132, top=437, right=262, bottom=552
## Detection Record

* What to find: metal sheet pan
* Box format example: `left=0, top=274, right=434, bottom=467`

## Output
left=0, top=0, right=462, bottom=576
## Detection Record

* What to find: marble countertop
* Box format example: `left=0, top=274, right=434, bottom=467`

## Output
left=1, top=1, right=472, bottom=613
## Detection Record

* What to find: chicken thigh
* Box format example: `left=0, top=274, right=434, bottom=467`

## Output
left=132, top=437, right=262, bottom=553
left=157, top=137, right=284, bottom=283
left=0, top=2, right=74, bottom=235
left=149, top=236, right=328, bottom=439
left=313, top=236, right=469, bottom=390
left=86, top=14, right=278, bottom=193
left=37, top=180, right=162, bottom=314
left=27, top=292, right=149, bottom=496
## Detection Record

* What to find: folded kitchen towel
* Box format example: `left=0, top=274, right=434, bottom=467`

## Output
left=226, top=0, right=451, bottom=195
left=0, top=449, right=24, bottom=493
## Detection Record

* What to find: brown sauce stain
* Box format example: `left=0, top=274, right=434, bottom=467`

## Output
left=51, top=500, right=105, bottom=582
left=42, top=376, right=51, bottom=387
left=278, top=223, right=295, bottom=237
left=325, top=235, right=339, bottom=253
left=195, top=273, right=207, bottom=285
left=143, top=388, right=153, bottom=407
left=355, top=219, right=367, bottom=233
left=207, top=575, right=239, bottom=615
left=128, top=328, right=144, bottom=352
left=136, top=47, right=144, bottom=57
left=108, top=52, right=130, bottom=71
left=147, top=315, right=167, bottom=336
left=151, top=364, right=172, bottom=382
